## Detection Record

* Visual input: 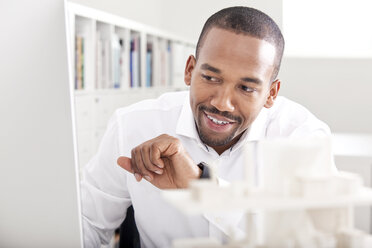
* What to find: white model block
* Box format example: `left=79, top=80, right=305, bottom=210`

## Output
left=295, top=171, right=362, bottom=198
left=250, top=137, right=335, bottom=196
left=336, top=228, right=372, bottom=248
left=332, top=171, right=362, bottom=195
left=295, top=175, right=334, bottom=198
left=259, top=210, right=308, bottom=247
left=295, top=230, right=336, bottom=248
left=172, top=237, right=220, bottom=248
left=363, top=234, right=372, bottom=247
left=189, top=180, right=251, bottom=204
left=189, top=180, right=224, bottom=202
left=308, top=208, right=352, bottom=234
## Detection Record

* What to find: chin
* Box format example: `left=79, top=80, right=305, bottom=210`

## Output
left=198, top=130, right=236, bottom=147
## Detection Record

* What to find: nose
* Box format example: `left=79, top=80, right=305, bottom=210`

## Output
left=210, top=87, right=235, bottom=112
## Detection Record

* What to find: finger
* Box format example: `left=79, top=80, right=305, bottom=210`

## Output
left=150, top=143, right=166, bottom=169
left=117, top=156, right=143, bottom=182
left=152, top=135, right=183, bottom=159
left=141, top=146, right=163, bottom=175
left=117, top=156, right=134, bottom=173
left=131, top=149, right=143, bottom=182
left=133, top=148, right=155, bottom=181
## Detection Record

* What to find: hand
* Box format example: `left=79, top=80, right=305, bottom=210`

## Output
left=117, top=134, right=201, bottom=189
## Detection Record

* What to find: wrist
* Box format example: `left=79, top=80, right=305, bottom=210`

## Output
left=197, top=162, right=211, bottom=179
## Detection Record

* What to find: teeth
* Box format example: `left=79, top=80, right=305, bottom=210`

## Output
left=207, top=115, right=229, bottom=125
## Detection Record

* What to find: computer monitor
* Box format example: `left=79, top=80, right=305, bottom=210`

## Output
left=0, top=0, right=82, bottom=247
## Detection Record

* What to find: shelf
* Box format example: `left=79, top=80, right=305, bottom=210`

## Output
left=162, top=186, right=372, bottom=214
left=68, top=2, right=195, bottom=92
left=68, top=3, right=194, bottom=169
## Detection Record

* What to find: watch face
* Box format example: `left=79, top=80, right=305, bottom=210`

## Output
left=198, top=162, right=211, bottom=179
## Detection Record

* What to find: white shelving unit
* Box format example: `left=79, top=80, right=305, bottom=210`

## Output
left=67, top=3, right=195, bottom=169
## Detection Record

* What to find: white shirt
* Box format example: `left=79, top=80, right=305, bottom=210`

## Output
left=81, top=91, right=331, bottom=248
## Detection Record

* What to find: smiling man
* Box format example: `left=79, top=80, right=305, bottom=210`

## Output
left=187, top=26, right=279, bottom=155
left=81, top=7, right=330, bottom=248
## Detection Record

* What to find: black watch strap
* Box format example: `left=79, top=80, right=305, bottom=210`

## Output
left=197, top=162, right=211, bottom=179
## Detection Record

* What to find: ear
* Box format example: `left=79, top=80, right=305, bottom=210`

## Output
left=184, top=55, right=196, bottom=86
left=264, top=79, right=281, bottom=108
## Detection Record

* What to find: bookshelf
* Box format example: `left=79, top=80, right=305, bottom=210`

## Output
left=67, top=3, right=195, bottom=170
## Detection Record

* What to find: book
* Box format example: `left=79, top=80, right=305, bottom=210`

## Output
left=111, top=33, right=121, bottom=89
left=119, top=37, right=129, bottom=89
left=151, top=37, right=160, bottom=87
left=130, top=39, right=133, bottom=88
left=130, top=34, right=140, bottom=88
left=75, top=35, right=84, bottom=90
left=146, top=41, right=153, bottom=87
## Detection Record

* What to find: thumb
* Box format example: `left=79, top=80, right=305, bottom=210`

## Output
left=117, top=156, right=134, bottom=174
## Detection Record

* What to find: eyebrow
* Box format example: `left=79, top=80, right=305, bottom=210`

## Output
left=200, top=63, right=221, bottom=74
left=240, top=77, right=263, bottom=85
left=201, top=63, right=263, bottom=85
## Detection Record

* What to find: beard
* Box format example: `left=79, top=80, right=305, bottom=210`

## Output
left=197, top=125, right=239, bottom=147
left=196, top=105, right=242, bottom=147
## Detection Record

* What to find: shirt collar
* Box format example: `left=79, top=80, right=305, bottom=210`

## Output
left=176, top=92, right=200, bottom=140
left=229, top=108, right=269, bottom=153
left=176, top=91, right=269, bottom=152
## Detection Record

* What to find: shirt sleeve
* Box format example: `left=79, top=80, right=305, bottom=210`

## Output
left=80, top=113, right=132, bottom=248
left=268, top=97, right=332, bottom=139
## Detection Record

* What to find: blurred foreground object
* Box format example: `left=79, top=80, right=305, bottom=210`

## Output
left=164, top=137, right=372, bottom=248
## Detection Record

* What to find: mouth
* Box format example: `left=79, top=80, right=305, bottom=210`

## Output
left=205, top=111, right=236, bottom=125
left=202, top=111, right=236, bottom=132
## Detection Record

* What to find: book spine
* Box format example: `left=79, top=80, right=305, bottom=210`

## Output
left=75, top=36, right=78, bottom=90
left=112, top=34, right=120, bottom=89
left=130, top=39, right=134, bottom=88
left=76, top=36, right=83, bottom=90
left=81, top=37, right=84, bottom=89
left=146, top=49, right=152, bottom=87
left=136, top=36, right=141, bottom=87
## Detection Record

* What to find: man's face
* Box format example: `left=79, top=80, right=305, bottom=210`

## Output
left=184, top=27, right=280, bottom=154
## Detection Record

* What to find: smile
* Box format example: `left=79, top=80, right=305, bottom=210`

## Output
left=206, top=114, right=230, bottom=125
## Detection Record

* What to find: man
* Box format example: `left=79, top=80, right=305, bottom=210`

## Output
left=81, top=6, right=331, bottom=247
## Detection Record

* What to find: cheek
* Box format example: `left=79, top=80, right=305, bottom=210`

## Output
left=191, top=83, right=212, bottom=103
left=189, top=87, right=203, bottom=115
left=237, top=99, right=265, bottom=125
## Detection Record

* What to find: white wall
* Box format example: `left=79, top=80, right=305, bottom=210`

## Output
left=155, top=0, right=282, bottom=43
left=68, top=0, right=164, bottom=33
left=278, top=58, right=372, bottom=133
left=68, top=0, right=282, bottom=43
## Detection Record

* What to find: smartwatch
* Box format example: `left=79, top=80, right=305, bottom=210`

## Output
left=197, top=162, right=211, bottom=179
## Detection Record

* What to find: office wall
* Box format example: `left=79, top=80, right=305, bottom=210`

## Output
left=68, top=0, right=282, bottom=43
left=278, top=58, right=372, bottom=133
left=155, top=0, right=282, bottom=43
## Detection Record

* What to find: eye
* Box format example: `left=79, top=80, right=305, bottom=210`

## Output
left=240, top=85, right=255, bottom=93
left=201, top=74, right=219, bottom=82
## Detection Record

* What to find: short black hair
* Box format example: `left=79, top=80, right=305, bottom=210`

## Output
left=195, top=6, right=285, bottom=81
